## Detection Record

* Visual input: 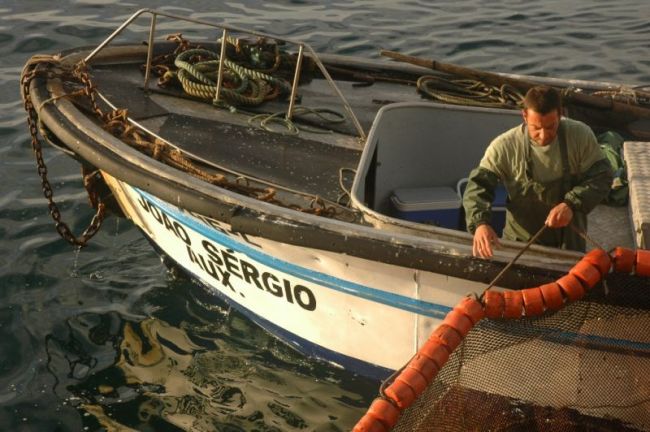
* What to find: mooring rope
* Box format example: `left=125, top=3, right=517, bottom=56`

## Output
left=155, top=37, right=348, bottom=137
left=417, top=75, right=525, bottom=109
left=247, top=107, right=346, bottom=135
left=171, top=48, right=291, bottom=107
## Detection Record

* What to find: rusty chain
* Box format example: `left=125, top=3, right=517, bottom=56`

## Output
left=20, top=57, right=105, bottom=247
left=22, top=50, right=342, bottom=246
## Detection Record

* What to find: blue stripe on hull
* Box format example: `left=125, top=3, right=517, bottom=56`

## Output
left=138, top=188, right=453, bottom=319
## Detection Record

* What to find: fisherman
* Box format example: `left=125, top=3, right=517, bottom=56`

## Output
left=463, top=85, right=613, bottom=258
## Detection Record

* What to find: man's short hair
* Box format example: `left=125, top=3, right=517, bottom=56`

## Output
left=523, top=86, right=562, bottom=114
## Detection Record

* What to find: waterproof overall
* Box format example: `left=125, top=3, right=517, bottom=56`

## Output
left=503, top=123, right=587, bottom=251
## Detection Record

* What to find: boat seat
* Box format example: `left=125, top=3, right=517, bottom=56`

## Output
left=623, top=141, right=650, bottom=248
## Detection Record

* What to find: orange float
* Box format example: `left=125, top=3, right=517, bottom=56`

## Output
left=442, top=309, right=474, bottom=337
left=483, top=290, right=504, bottom=318
left=521, top=287, right=545, bottom=316
left=569, top=259, right=601, bottom=289
left=582, top=249, right=612, bottom=276
left=613, top=247, right=635, bottom=273
left=454, top=296, right=485, bottom=324
left=503, top=289, right=524, bottom=318
left=353, top=414, right=387, bottom=432
left=384, top=378, right=417, bottom=409
left=556, top=273, right=586, bottom=301
left=636, top=249, right=650, bottom=277
left=353, top=397, right=400, bottom=432
left=407, top=353, right=440, bottom=383
left=430, top=324, right=462, bottom=353
left=419, top=338, right=450, bottom=370
left=367, top=398, right=400, bottom=428
left=395, top=367, right=428, bottom=394
left=539, top=281, right=564, bottom=310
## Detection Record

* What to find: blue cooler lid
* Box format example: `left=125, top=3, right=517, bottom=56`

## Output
left=391, top=187, right=460, bottom=211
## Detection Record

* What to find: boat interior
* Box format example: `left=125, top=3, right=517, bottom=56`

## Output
left=351, top=102, right=636, bottom=251
left=82, top=41, right=434, bottom=214
left=351, top=102, right=520, bottom=221
left=87, top=51, right=637, bottom=254
left=56, top=9, right=645, bottom=258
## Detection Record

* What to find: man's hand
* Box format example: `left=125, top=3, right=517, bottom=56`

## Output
left=473, top=224, right=500, bottom=259
left=545, top=202, right=573, bottom=228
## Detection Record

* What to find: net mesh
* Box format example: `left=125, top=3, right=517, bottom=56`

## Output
left=392, top=272, right=650, bottom=432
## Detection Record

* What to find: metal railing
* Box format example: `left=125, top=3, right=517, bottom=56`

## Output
left=83, top=8, right=366, bottom=140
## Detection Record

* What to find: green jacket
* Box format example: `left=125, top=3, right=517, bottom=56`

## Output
left=463, top=118, right=613, bottom=251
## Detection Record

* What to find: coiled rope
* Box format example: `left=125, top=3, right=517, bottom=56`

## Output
left=248, top=106, right=346, bottom=135
left=417, top=75, right=524, bottom=109
left=154, top=36, right=348, bottom=137
left=170, top=48, right=291, bottom=107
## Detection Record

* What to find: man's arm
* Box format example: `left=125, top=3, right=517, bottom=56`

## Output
left=463, top=167, right=501, bottom=258
left=463, top=166, right=500, bottom=233
left=563, top=158, right=614, bottom=215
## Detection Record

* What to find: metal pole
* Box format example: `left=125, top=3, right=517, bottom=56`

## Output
left=214, top=29, right=228, bottom=105
left=83, top=8, right=150, bottom=64
left=481, top=224, right=547, bottom=296
left=143, top=13, right=157, bottom=92
left=305, top=46, right=367, bottom=140
left=286, top=44, right=304, bottom=121
left=82, top=8, right=367, bottom=140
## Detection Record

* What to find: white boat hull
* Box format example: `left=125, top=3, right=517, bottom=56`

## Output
left=104, top=173, right=489, bottom=378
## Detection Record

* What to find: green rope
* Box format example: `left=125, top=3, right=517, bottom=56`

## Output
left=220, top=35, right=283, bottom=73
left=173, top=48, right=291, bottom=107
left=249, top=112, right=300, bottom=135
left=170, top=45, right=346, bottom=136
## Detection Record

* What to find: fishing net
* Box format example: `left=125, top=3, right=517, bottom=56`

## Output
left=393, top=272, right=650, bottom=432
left=356, top=249, right=650, bottom=432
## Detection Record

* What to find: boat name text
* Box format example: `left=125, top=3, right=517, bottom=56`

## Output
left=137, top=194, right=317, bottom=312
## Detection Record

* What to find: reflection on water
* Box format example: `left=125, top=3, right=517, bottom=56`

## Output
left=52, top=303, right=371, bottom=431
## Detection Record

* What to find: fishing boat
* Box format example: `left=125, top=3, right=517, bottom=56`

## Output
left=22, top=9, right=650, bottom=430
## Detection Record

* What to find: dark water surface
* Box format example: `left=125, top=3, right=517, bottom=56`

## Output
left=1, top=1, right=649, bottom=430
